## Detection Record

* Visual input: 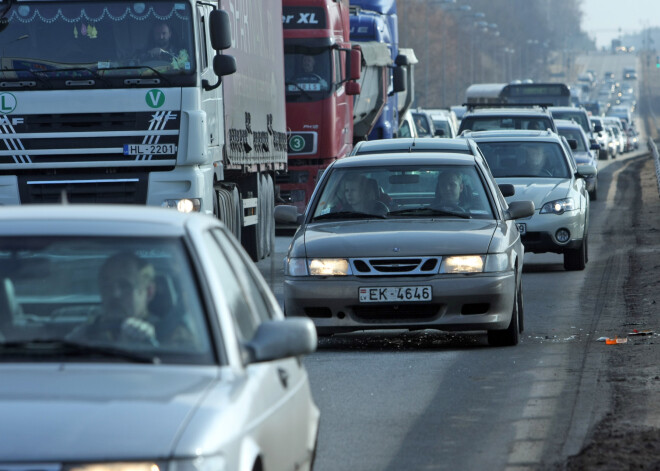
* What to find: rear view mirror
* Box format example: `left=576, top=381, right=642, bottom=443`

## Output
left=209, top=10, right=232, bottom=50
left=274, top=205, right=302, bottom=225
left=346, top=81, right=361, bottom=96
left=389, top=174, right=420, bottom=185
left=392, top=66, right=406, bottom=94
left=349, top=47, right=361, bottom=81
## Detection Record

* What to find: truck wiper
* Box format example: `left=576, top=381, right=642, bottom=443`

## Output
left=0, top=339, right=160, bottom=364
left=285, top=81, right=313, bottom=100
left=37, top=66, right=110, bottom=87
left=97, top=65, right=172, bottom=85
left=0, top=68, right=53, bottom=88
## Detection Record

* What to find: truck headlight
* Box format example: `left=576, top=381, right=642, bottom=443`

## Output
left=540, top=198, right=575, bottom=215
left=162, top=198, right=202, bottom=213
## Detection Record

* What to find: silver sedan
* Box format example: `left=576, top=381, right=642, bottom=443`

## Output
left=0, top=205, right=319, bottom=471
left=276, top=152, right=534, bottom=346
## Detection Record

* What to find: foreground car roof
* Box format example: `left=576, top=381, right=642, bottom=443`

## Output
left=0, top=205, right=208, bottom=236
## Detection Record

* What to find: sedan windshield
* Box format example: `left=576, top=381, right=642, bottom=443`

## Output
left=311, top=165, right=495, bottom=220
left=0, top=236, right=213, bottom=364
left=477, top=142, right=572, bottom=179
left=0, top=0, right=195, bottom=87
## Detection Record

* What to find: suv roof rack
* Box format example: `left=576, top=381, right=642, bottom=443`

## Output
left=462, top=102, right=553, bottom=111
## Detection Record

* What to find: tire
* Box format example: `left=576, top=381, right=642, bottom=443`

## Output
left=517, top=281, right=524, bottom=333
left=263, top=174, right=275, bottom=258
left=242, top=175, right=264, bottom=262
left=487, top=282, right=520, bottom=346
left=564, top=236, right=587, bottom=271
left=589, top=183, right=598, bottom=201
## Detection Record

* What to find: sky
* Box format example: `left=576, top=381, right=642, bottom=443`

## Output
left=581, top=0, right=660, bottom=48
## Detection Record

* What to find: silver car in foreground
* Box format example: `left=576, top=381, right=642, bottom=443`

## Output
left=0, top=205, right=319, bottom=471
left=276, top=152, right=534, bottom=346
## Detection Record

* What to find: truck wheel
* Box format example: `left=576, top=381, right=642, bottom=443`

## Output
left=231, top=185, right=241, bottom=244
left=258, top=174, right=268, bottom=259
left=215, top=186, right=241, bottom=242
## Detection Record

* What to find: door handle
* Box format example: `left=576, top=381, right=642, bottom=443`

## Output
left=277, top=368, right=289, bottom=388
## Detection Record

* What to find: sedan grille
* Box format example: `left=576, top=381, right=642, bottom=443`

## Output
left=350, top=257, right=440, bottom=276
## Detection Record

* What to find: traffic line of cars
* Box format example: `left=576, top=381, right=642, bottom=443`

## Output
left=276, top=104, right=602, bottom=348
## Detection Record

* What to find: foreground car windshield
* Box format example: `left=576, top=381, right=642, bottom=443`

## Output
left=311, top=165, right=495, bottom=220
left=476, top=142, right=572, bottom=178
left=0, top=236, right=213, bottom=364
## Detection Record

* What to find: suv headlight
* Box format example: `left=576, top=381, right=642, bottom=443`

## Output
left=540, top=198, right=575, bottom=215
left=63, top=457, right=227, bottom=471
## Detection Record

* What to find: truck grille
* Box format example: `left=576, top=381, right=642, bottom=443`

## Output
left=0, top=111, right=179, bottom=167
left=18, top=174, right=148, bottom=204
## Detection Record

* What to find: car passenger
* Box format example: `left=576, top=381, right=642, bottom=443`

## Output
left=524, top=147, right=552, bottom=177
left=433, top=169, right=467, bottom=212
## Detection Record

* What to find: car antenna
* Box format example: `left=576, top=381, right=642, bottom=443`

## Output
left=60, top=189, right=69, bottom=205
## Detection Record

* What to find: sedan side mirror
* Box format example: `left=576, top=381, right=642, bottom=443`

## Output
left=274, top=205, right=303, bottom=225
left=506, top=201, right=535, bottom=220
left=576, top=164, right=597, bottom=178
left=498, top=183, right=515, bottom=197
left=245, top=318, right=318, bottom=363
left=590, top=140, right=601, bottom=150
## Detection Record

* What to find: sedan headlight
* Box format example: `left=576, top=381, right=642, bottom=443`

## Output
left=440, top=254, right=510, bottom=274
left=286, top=257, right=353, bottom=276
left=540, top=198, right=575, bottom=215
left=309, top=258, right=352, bottom=276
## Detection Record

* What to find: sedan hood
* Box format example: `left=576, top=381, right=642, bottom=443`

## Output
left=497, top=178, right=571, bottom=208
left=0, top=364, right=220, bottom=461
left=295, top=219, right=498, bottom=258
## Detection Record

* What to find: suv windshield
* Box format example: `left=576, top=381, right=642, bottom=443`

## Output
left=459, top=115, right=554, bottom=133
left=477, top=141, right=572, bottom=179
left=0, top=0, right=195, bottom=87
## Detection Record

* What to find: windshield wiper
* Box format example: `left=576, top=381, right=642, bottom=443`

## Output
left=98, top=65, right=172, bottom=85
left=0, top=339, right=159, bottom=364
left=313, top=210, right=387, bottom=221
left=285, top=81, right=313, bottom=100
left=0, top=68, right=53, bottom=88
left=38, top=67, right=110, bottom=87
left=388, top=207, right=472, bottom=219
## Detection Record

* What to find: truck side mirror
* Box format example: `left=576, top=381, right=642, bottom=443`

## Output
left=593, top=124, right=603, bottom=133
left=346, top=81, right=361, bottom=96
left=392, top=66, right=406, bottom=94
left=349, top=48, right=361, bottom=81
left=213, top=54, right=237, bottom=77
left=210, top=10, right=232, bottom=51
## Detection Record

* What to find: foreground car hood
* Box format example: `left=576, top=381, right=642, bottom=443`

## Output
left=295, top=219, right=498, bottom=258
left=0, top=364, right=219, bottom=461
left=497, top=178, right=571, bottom=208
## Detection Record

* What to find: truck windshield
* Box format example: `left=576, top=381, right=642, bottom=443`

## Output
left=0, top=0, right=195, bottom=84
left=284, top=47, right=333, bottom=102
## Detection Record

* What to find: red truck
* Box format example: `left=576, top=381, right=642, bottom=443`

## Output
left=278, top=0, right=361, bottom=212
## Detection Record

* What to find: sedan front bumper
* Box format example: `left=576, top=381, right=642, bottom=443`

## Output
left=284, top=272, right=516, bottom=334
left=517, top=209, right=586, bottom=254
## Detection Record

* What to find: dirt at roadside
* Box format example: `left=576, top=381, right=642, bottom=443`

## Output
left=559, top=156, right=660, bottom=470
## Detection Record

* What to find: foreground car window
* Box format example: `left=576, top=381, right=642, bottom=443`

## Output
left=0, top=237, right=214, bottom=364
left=311, top=165, right=495, bottom=220
left=477, top=142, right=571, bottom=179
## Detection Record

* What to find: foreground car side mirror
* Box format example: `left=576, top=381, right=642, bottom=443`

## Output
left=498, top=183, right=515, bottom=197
left=576, top=164, right=597, bottom=178
left=245, top=318, right=318, bottom=364
left=274, top=205, right=303, bottom=225
left=590, top=139, right=601, bottom=150
left=505, top=201, right=535, bottom=220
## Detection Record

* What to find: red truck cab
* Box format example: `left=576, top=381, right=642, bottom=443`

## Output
left=278, top=0, right=361, bottom=212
